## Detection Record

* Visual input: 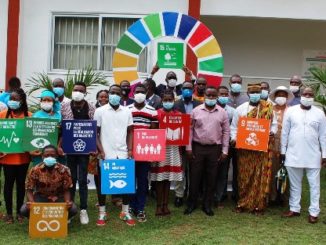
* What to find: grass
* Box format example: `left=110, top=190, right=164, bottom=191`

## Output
left=0, top=170, right=326, bottom=245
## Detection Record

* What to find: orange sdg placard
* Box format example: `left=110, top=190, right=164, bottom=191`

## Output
left=236, top=117, right=270, bottom=152
left=29, top=203, right=68, bottom=239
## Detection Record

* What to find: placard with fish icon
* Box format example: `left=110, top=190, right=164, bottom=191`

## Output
left=100, top=159, right=135, bottom=195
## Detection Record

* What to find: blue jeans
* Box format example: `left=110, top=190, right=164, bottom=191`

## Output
left=130, top=162, right=150, bottom=212
left=67, top=155, right=89, bottom=210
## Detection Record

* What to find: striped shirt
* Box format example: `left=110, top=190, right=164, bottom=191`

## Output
left=127, top=104, right=158, bottom=129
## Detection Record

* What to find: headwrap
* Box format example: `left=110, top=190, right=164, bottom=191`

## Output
left=247, top=83, right=261, bottom=92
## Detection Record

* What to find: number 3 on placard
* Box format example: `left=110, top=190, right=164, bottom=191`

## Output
left=66, top=122, right=72, bottom=130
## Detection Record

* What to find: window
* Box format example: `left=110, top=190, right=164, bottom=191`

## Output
left=52, top=15, right=148, bottom=73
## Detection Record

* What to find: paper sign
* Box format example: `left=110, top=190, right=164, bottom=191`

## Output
left=62, top=120, right=97, bottom=154
left=159, top=113, right=190, bottom=145
left=236, top=117, right=270, bottom=152
left=29, top=203, right=68, bottom=239
left=23, top=118, right=59, bottom=151
left=133, top=129, right=166, bottom=162
left=0, top=119, right=25, bottom=153
left=100, top=159, right=135, bottom=195
left=157, top=42, right=184, bottom=69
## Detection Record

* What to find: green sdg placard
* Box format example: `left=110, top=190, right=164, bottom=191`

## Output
left=0, top=119, right=25, bottom=153
left=157, top=42, right=184, bottom=69
left=22, top=118, right=59, bottom=151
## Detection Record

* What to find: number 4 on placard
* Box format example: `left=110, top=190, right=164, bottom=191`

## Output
left=66, top=122, right=72, bottom=130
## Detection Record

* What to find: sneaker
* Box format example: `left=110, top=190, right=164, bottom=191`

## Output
left=80, top=209, right=89, bottom=225
left=119, top=211, right=136, bottom=226
left=96, top=212, right=107, bottom=226
left=136, top=211, right=147, bottom=223
left=129, top=207, right=137, bottom=216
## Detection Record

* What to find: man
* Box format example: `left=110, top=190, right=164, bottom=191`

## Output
left=193, top=77, right=207, bottom=102
left=60, top=81, right=95, bottom=225
left=20, top=145, right=77, bottom=219
left=260, top=81, right=270, bottom=101
left=231, top=83, right=277, bottom=214
left=173, top=81, right=201, bottom=207
left=120, top=80, right=134, bottom=106
left=227, top=74, right=249, bottom=108
left=52, top=78, right=71, bottom=104
left=142, top=78, right=162, bottom=109
left=184, top=86, right=230, bottom=216
left=0, top=77, right=21, bottom=105
left=281, top=87, right=326, bottom=224
left=94, top=84, right=135, bottom=226
left=215, top=86, right=236, bottom=207
left=127, top=84, right=158, bottom=222
left=155, top=71, right=182, bottom=97
left=288, top=75, right=302, bottom=106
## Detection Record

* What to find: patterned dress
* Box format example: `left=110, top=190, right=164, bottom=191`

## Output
left=150, top=109, right=182, bottom=182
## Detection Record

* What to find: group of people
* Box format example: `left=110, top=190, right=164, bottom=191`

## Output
left=0, top=67, right=325, bottom=229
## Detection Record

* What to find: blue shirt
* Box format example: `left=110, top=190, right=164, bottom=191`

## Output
left=32, top=110, right=62, bottom=121
left=0, top=92, right=10, bottom=105
left=288, top=96, right=301, bottom=106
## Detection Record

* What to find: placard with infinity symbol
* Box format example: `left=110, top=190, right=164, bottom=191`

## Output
left=29, top=203, right=68, bottom=238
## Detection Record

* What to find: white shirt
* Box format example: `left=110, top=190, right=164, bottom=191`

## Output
left=281, top=105, right=326, bottom=168
left=94, top=104, right=133, bottom=159
left=224, top=105, right=236, bottom=124
left=230, top=102, right=278, bottom=141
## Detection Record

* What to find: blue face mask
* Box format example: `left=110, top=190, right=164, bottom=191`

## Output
left=231, top=83, right=242, bottom=93
left=7, top=100, right=21, bottom=110
left=182, top=89, right=193, bottom=99
left=43, top=157, right=57, bottom=167
left=205, top=98, right=217, bottom=107
left=260, top=90, right=269, bottom=99
left=249, top=93, right=261, bottom=103
left=109, top=94, right=121, bottom=106
left=217, top=96, right=229, bottom=105
left=53, top=87, right=64, bottom=97
left=163, top=102, right=174, bottom=110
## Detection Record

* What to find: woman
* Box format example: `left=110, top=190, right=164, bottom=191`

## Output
left=150, top=90, right=183, bottom=216
left=0, top=88, right=32, bottom=224
left=268, top=86, right=294, bottom=206
left=30, top=90, right=61, bottom=166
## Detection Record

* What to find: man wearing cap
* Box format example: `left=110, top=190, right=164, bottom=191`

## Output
left=268, top=86, right=294, bottom=206
left=288, top=75, right=302, bottom=106
left=230, top=83, right=277, bottom=214
left=281, top=87, right=326, bottom=224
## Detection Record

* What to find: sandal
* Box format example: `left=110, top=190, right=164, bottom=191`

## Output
left=162, top=204, right=171, bottom=216
left=4, top=215, right=14, bottom=224
left=16, top=214, right=24, bottom=224
left=233, top=206, right=244, bottom=213
left=155, top=205, right=164, bottom=216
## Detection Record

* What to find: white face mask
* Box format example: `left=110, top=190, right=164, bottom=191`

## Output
left=274, top=97, right=287, bottom=106
left=40, top=102, right=53, bottom=111
left=72, top=91, right=85, bottom=102
left=300, top=97, right=314, bottom=107
left=289, top=85, right=299, bottom=93
left=134, top=93, right=146, bottom=104
left=167, top=79, right=177, bottom=88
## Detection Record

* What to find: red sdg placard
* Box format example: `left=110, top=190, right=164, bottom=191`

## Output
left=133, top=129, right=166, bottom=162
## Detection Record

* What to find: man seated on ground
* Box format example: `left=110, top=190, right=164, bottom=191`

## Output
left=20, top=145, right=77, bottom=219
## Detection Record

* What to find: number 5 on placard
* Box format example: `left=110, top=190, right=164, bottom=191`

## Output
left=66, top=122, right=72, bottom=130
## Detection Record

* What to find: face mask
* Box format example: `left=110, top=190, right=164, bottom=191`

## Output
left=134, top=93, right=146, bottom=103
left=40, top=102, right=53, bottom=112
left=275, top=97, right=287, bottom=106
left=300, top=97, right=314, bottom=107
left=163, top=102, right=174, bottom=110
left=168, top=79, right=177, bottom=88
left=72, top=91, right=85, bottom=102
left=121, top=88, right=131, bottom=96
left=53, top=87, right=64, bottom=97
left=231, top=83, right=242, bottom=93
left=289, top=86, right=299, bottom=93
left=43, top=157, right=57, bottom=167
left=217, top=96, right=229, bottom=105
left=205, top=98, right=217, bottom=107
left=249, top=93, right=261, bottom=103
left=260, top=90, right=269, bottom=99
left=182, top=89, right=193, bottom=99
left=7, top=100, right=21, bottom=110
left=109, top=94, right=121, bottom=106
left=197, top=86, right=205, bottom=94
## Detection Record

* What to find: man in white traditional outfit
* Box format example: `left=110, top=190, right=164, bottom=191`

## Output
left=281, top=87, right=326, bottom=224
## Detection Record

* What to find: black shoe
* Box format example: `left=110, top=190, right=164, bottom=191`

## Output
left=174, top=197, right=183, bottom=207
left=202, top=207, right=214, bottom=216
left=184, top=205, right=196, bottom=215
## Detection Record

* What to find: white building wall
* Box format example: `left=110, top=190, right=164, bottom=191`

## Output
left=0, top=0, right=9, bottom=90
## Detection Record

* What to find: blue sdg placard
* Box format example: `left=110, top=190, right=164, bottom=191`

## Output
left=62, top=120, right=97, bottom=154
left=100, top=159, right=135, bottom=195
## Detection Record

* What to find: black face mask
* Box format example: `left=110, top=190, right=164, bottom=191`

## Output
left=121, top=88, right=131, bottom=96
left=197, top=87, right=205, bottom=95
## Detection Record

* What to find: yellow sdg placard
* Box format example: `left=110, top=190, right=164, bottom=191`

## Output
left=29, top=203, right=68, bottom=239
